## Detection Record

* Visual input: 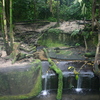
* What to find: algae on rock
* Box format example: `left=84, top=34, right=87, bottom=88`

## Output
left=43, top=48, right=63, bottom=100
left=0, top=59, right=42, bottom=100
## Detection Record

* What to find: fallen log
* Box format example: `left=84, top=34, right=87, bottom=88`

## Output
left=43, top=48, right=63, bottom=100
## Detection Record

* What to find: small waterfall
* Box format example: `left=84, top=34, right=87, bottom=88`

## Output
left=42, top=71, right=49, bottom=96
left=76, top=75, right=82, bottom=92
left=44, top=72, right=48, bottom=90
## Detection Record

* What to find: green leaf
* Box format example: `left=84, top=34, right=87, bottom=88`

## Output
left=90, top=31, right=93, bottom=35
left=75, top=74, right=79, bottom=80
left=68, top=66, right=74, bottom=70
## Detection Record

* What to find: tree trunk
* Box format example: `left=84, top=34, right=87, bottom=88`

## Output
left=0, top=1, right=2, bottom=29
left=2, top=0, right=11, bottom=55
left=94, top=20, right=100, bottom=73
left=50, top=0, right=52, bottom=12
left=9, top=0, right=14, bottom=50
left=56, top=0, right=60, bottom=27
left=5, top=0, right=10, bottom=25
left=84, top=36, right=88, bottom=52
left=92, top=0, right=96, bottom=31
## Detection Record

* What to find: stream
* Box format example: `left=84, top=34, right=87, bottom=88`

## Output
left=31, top=61, right=100, bottom=100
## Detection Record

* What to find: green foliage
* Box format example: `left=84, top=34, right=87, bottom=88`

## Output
left=68, top=61, right=88, bottom=80
left=59, top=4, right=69, bottom=20
left=38, top=5, right=51, bottom=19
left=84, top=52, right=95, bottom=57
left=11, top=0, right=92, bottom=22
left=67, top=3, right=81, bottom=16
left=13, top=0, right=31, bottom=21
left=48, top=17, right=57, bottom=22
left=60, top=3, right=82, bottom=20
left=75, top=75, right=79, bottom=80
left=47, top=28, right=63, bottom=41
left=75, top=43, right=80, bottom=46
left=82, top=31, right=89, bottom=39
left=38, top=37, right=65, bottom=47
left=74, top=0, right=92, bottom=19
left=1, top=0, right=92, bottom=23
left=71, top=29, right=80, bottom=37
left=81, top=3, right=87, bottom=15
left=74, top=0, right=82, bottom=4
left=68, top=66, right=79, bottom=80
left=47, top=0, right=59, bottom=16
left=0, top=1, right=2, bottom=13
left=13, top=0, right=49, bottom=21
left=48, top=28, right=62, bottom=34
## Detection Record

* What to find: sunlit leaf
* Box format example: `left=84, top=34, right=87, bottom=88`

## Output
left=78, top=0, right=83, bottom=3
left=75, top=74, right=79, bottom=80
left=68, top=66, right=74, bottom=70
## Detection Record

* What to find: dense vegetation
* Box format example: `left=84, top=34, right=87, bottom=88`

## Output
left=12, top=0, right=92, bottom=22
left=0, top=0, right=100, bottom=58
left=0, top=0, right=100, bottom=99
left=0, top=0, right=93, bottom=23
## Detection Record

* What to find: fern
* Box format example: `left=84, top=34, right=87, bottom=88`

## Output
left=71, top=29, right=80, bottom=37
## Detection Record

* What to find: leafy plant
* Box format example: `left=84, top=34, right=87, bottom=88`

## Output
left=68, top=66, right=79, bottom=80
left=68, top=61, right=87, bottom=80
left=71, top=29, right=80, bottom=37
left=48, top=17, right=57, bottom=22
left=75, top=43, right=80, bottom=46
left=82, top=31, right=89, bottom=39
left=74, top=0, right=92, bottom=19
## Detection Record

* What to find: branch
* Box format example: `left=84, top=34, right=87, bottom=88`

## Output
left=43, top=48, right=63, bottom=100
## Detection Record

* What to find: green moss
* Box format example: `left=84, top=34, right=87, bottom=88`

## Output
left=56, top=50, right=72, bottom=55
left=0, top=71, right=41, bottom=100
left=47, top=28, right=63, bottom=34
left=38, top=28, right=65, bottom=47
left=49, top=63, right=63, bottom=100
left=44, top=48, right=63, bottom=100
left=0, top=59, right=42, bottom=100
left=38, top=37, right=65, bottom=47
left=84, top=52, right=95, bottom=57
left=56, top=73, right=63, bottom=100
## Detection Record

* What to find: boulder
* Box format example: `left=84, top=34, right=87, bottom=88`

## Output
left=0, top=59, right=42, bottom=100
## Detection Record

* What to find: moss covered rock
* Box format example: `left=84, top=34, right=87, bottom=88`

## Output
left=0, top=59, right=42, bottom=100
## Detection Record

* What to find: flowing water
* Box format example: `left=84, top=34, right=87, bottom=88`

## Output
left=30, top=61, right=100, bottom=100
left=75, top=76, right=82, bottom=92
left=41, top=72, right=49, bottom=96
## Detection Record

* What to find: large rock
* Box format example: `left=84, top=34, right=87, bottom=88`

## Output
left=0, top=59, right=42, bottom=100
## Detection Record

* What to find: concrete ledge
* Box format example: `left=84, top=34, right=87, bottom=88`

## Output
left=0, top=59, right=42, bottom=100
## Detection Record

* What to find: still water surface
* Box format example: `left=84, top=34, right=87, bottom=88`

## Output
left=31, top=89, right=100, bottom=100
